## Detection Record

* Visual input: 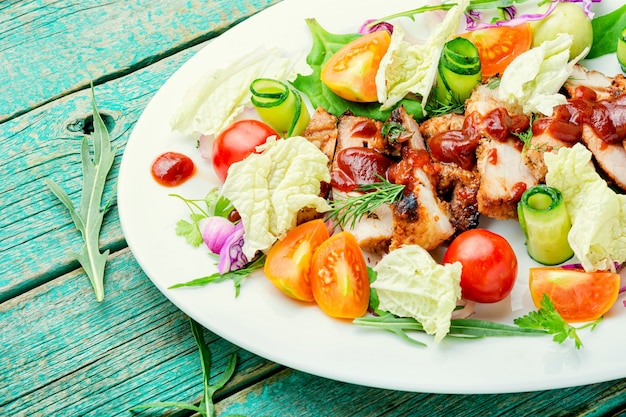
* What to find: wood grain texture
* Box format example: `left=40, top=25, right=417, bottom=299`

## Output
left=0, top=248, right=281, bottom=417
left=1, top=0, right=281, bottom=122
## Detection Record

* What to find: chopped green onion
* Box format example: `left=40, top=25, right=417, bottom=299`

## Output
left=434, top=37, right=482, bottom=106
left=518, top=185, right=574, bottom=265
left=250, top=78, right=310, bottom=137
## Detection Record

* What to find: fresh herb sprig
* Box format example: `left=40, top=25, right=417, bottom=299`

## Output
left=327, top=177, right=405, bottom=229
left=130, top=318, right=237, bottom=417
left=44, top=85, right=116, bottom=302
left=170, top=255, right=266, bottom=297
left=356, top=293, right=597, bottom=349
left=173, top=189, right=233, bottom=247
left=514, top=293, right=601, bottom=349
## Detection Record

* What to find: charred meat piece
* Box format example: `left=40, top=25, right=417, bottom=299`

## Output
left=390, top=148, right=455, bottom=251
left=476, top=138, right=537, bottom=220
left=302, top=107, right=339, bottom=167
left=436, top=162, right=480, bottom=235
left=387, top=106, right=426, bottom=152
left=581, top=124, right=626, bottom=191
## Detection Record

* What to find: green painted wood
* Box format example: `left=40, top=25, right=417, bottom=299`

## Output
left=0, top=247, right=282, bottom=417
left=216, top=369, right=626, bottom=416
left=1, top=0, right=281, bottom=122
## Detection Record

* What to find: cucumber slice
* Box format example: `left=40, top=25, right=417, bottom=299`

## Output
left=618, top=27, right=626, bottom=73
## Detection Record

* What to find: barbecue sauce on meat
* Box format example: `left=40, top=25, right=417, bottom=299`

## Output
left=534, top=86, right=626, bottom=146
left=330, top=147, right=395, bottom=192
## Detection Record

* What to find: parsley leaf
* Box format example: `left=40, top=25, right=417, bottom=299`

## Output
left=44, top=84, right=116, bottom=302
left=172, top=189, right=233, bottom=247
left=514, top=293, right=600, bottom=349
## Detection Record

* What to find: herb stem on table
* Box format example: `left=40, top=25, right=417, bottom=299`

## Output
left=130, top=318, right=238, bottom=417
left=44, top=84, right=116, bottom=302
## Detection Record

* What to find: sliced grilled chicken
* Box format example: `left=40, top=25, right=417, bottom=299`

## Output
left=436, top=162, right=480, bottom=235
left=390, top=148, right=455, bottom=251
left=564, top=64, right=626, bottom=101
left=580, top=125, right=626, bottom=191
left=301, top=107, right=338, bottom=168
left=476, top=138, right=537, bottom=220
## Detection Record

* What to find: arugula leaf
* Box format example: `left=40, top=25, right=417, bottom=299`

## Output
left=292, top=18, right=423, bottom=122
left=130, top=319, right=237, bottom=417
left=514, top=293, right=600, bottom=349
left=44, top=84, right=116, bottom=302
left=587, top=4, right=626, bottom=59
left=169, top=255, right=266, bottom=297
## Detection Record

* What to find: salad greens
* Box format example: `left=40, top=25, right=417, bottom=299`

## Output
left=130, top=319, right=238, bottom=417
left=173, top=189, right=233, bottom=247
left=292, top=19, right=424, bottom=122
left=44, top=85, right=116, bottom=302
left=587, top=4, right=626, bottom=59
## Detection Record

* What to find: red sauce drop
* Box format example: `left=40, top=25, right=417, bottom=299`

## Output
left=428, top=130, right=478, bottom=171
left=151, top=152, right=195, bottom=187
left=330, top=147, right=394, bottom=192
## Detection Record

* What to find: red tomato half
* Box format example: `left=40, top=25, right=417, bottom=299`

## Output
left=264, top=219, right=330, bottom=302
left=458, top=23, right=532, bottom=80
left=529, top=268, right=620, bottom=322
left=211, top=119, right=278, bottom=182
left=309, top=231, right=370, bottom=319
left=443, top=229, right=518, bottom=303
left=320, top=30, right=391, bottom=103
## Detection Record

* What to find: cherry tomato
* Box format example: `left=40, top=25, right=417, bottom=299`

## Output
left=320, top=30, right=391, bottom=103
left=457, top=23, right=532, bottom=80
left=529, top=268, right=620, bottom=322
left=264, top=219, right=330, bottom=302
left=211, top=119, right=278, bottom=182
left=309, top=231, right=370, bottom=319
left=443, top=229, right=518, bottom=303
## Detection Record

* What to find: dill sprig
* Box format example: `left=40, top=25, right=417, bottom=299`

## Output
left=326, top=177, right=405, bottom=229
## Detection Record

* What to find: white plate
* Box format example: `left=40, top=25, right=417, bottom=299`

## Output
left=118, top=0, right=626, bottom=394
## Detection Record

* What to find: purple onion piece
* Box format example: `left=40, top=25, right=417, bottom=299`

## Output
left=217, top=222, right=247, bottom=274
left=358, top=19, right=393, bottom=35
left=202, top=216, right=235, bottom=254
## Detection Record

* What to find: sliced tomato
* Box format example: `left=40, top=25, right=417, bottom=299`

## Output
left=457, top=23, right=532, bottom=80
left=264, top=219, right=330, bottom=302
left=529, top=268, right=621, bottom=322
left=320, top=30, right=391, bottom=103
left=309, top=231, right=370, bottom=319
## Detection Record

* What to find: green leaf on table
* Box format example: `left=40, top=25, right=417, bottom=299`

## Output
left=130, top=318, right=238, bottom=417
left=44, top=84, right=116, bottom=302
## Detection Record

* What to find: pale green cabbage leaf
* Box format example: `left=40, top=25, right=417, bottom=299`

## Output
left=375, top=0, right=469, bottom=110
left=371, top=245, right=462, bottom=343
left=220, top=136, right=331, bottom=259
left=544, top=143, right=626, bottom=271
left=499, top=33, right=587, bottom=116
left=171, top=48, right=306, bottom=137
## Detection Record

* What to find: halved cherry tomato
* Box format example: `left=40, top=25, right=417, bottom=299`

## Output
left=264, top=219, right=330, bottom=302
left=320, top=30, right=391, bottom=103
left=309, top=231, right=370, bottom=318
left=529, top=268, right=620, bottom=322
left=443, top=229, right=518, bottom=303
left=457, top=23, right=532, bottom=80
left=211, top=119, right=278, bottom=182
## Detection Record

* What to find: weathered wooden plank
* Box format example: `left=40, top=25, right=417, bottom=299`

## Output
left=1, top=0, right=281, bottom=122
left=216, top=368, right=626, bottom=416
left=0, top=247, right=282, bottom=416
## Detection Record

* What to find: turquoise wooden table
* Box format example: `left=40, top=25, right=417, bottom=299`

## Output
left=2, top=1, right=626, bottom=416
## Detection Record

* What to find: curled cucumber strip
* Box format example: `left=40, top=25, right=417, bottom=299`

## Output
left=250, top=78, right=309, bottom=137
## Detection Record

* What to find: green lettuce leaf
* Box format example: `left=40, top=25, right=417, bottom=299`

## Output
left=220, top=136, right=331, bottom=258
left=291, top=19, right=423, bottom=122
left=371, top=245, right=462, bottom=343
left=544, top=143, right=626, bottom=271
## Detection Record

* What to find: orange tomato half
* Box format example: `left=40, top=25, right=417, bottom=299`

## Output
left=309, top=231, right=370, bottom=319
left=529, top=268, right=621, bottom=322
left=320, top=30, right=391, bottom=102
left=264, top=219, right=330, bottom=302
left=458, top=23, right=532, bottom=80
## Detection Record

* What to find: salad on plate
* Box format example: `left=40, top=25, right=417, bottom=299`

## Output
left=154, top=0, right=626, bottom=348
